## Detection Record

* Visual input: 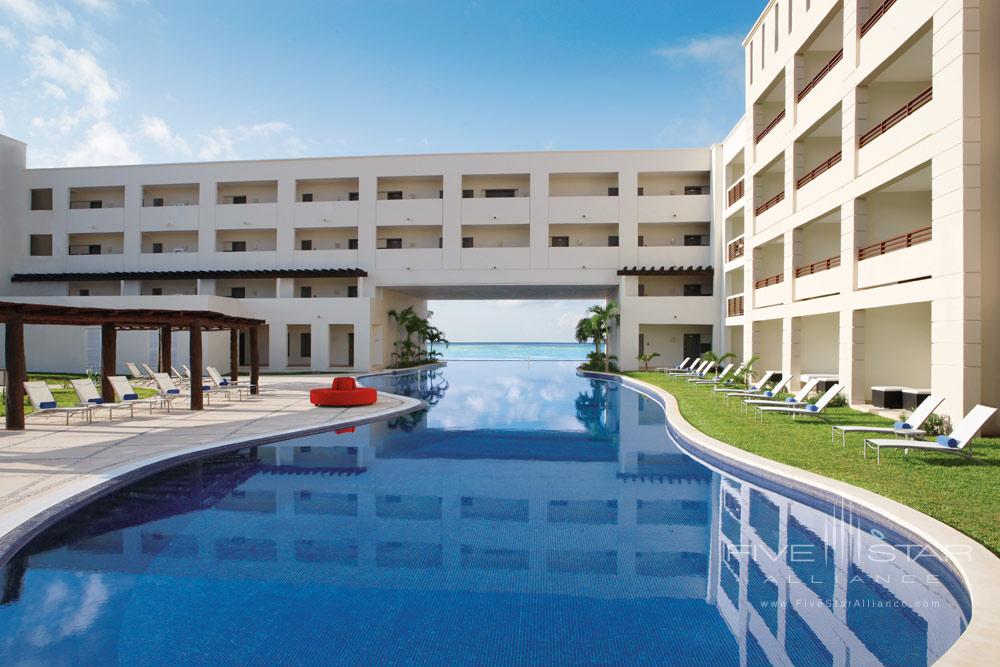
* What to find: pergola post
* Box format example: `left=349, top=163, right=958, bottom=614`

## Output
left=189, top=322, right=203, bottom=410
left=229, top=328, right=239, bottom=381
left=159, top=326, right=172, bottom=373
left=4, top=315, right=26, bottom=431
left=100, top=323, right=116, bottom=403
left=249, top=325, right=260, bottom=395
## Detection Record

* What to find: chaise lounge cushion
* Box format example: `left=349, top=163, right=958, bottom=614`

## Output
left=310, top=377, right=378, bottom=407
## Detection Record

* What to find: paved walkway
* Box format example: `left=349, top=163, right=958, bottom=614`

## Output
left=0, top=375, right=421, bottom=560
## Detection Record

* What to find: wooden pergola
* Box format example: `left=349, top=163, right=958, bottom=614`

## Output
left=0, top=301, right=265, bottom=431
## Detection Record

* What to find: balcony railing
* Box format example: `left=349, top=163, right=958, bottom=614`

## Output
left=858, top=86, right=933, bottom=148
left=794, top=254, right=841, bottom=277
left=857, top=226, right=932, bottom=261
left=726, top=179, right=744, bottom=206
left=755, top=109, right=786, bottom=144
left=796, top=151, right=843, bottom=189
left=727, top=236, right=745, bottom=261
left=796, top=50, right=844, bottom=103
left=754, top=273, right=784, bottom=289
left=754, top=191, right=785, bottom=216
left=860, top=0, right=898, bottom=37
left=727, top=294, right=744, bottom=317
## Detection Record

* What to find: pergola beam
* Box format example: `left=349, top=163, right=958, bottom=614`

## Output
left=189, top=323, right=203, bottom=411
left=4, top=315, right=26, bottom=431
left=101, top=323, right=116, bottom=403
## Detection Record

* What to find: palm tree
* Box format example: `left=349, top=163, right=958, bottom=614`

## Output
left=588, top=301, right=620, bottom=373
left=575, top=315, right=601, bottom=361
left=637, top=351, right=661, bottom=371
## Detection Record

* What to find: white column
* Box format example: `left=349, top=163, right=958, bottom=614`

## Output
left=441, top=170, right=462, bottom=269
left=529, top=171, right=549, bottom=268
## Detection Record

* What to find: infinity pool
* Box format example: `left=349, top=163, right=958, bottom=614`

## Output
left=0, top=362, right=969, bottom=665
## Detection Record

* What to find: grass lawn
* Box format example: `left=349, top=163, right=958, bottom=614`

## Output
left=1, top=374, right=159, bottom=417
left=627, top=371, right=1000, bottom=556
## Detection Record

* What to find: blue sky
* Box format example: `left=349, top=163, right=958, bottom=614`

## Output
left=0, top=0, right=760, bottom=341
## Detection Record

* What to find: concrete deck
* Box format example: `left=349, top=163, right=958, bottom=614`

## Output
left=0, top=375, right=422, bottom=564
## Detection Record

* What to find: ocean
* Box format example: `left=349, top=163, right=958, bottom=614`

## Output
left=441, top=342, right=593, bottom=361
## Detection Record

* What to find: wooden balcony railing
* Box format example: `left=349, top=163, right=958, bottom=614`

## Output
left=794, top=254, right=841, bottom=278
left=858, top=86, right=933, bottom=148
left=727, top=179, right=745, bottom=206
left=727, top=236, right=745, bottom=262
left=754, top=273, right=784, bottom=289
left=796, top=49, right=844, bottom=103
left=795, top=151, right=843, bottom=189
left=754, top=191, right=785, bottom=216
left=860, top=0, right=899, bottom=37
left=727, top=294, right=744, bottom=317
left=857, top=226, right=932, bottom=261
left=754, top=109, right=786, bottom=144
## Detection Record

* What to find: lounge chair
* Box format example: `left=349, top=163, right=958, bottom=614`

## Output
left=715, top=370, right=775, bottom=396
left=108, top=376, right=159, bottom=413
left=23, top=381, right=96, bottom=424
left=678, top=360, right=715, bottom=378
left=125, top=362, right=154, bottom=386
left=754, top=384, right=844, bottom=422
left=831, top=394, right=944, bottom=447
left=656, top=357, right=691, bottom=373
left=742, top=377, right=820, bottom=413
left=668, top=359, right=705, bottom=376
left=206, top=366, right=254, bottom=400
left=864, top=404, right=997, bottom=464
left=152, top=373, right=199, bottom=408
left=70, top=378, right=138, bottom=420
left=690, top=363, right=734, bottom=384
left=170, top=366, right=190, bottom=387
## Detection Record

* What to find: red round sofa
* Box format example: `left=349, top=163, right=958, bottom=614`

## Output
left=310, top=377, right=378, bottom=407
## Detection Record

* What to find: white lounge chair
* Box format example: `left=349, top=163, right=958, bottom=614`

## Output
left=23, top=381, right=95, bottom=424
left=656, top=357, right=691, bottom=373
left=742, top=377, right=820, bottom=413
left=669, top=359, right=705, bottom=376
left=864, top=405, right=997, bottom=464
left=152, top=373, right=197, bottom=409
left=170, top=366, right=190, bottom=387
left=108, top=376, right=159, bottom=413
left=831, top=394, right=944, bottom=447
left=206, top=366, right=254, bottom=400
left=678, top=360, right=716, bottom=378
left=690, top=363, right=734, bottom=384
left=755, top=384, right=843, bottom=422
left=70, top=378, right=138, bottom=420
left=125, top=362, right=153, bottom=386
left=715, top=370, right=775, bottom=396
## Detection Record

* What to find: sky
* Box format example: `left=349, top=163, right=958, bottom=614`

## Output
left=0, top=0, right=762, bottom=341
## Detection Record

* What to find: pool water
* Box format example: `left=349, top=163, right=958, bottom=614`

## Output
left=0, top=362, right=969, bottom=666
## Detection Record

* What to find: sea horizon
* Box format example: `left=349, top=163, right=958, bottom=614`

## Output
left=440, top=341, right=593, bottom=361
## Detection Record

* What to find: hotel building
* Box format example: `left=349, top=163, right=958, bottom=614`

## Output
left=0, top=0, right=996, bottom=423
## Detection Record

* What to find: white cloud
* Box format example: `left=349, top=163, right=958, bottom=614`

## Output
left=0, top=0, right=73, bottom=28
left=0, top=24, right=17, bottom=48
left=139, top=114, right=190, bottom=155
left=74, top=0, right=115, bottom=17
left=197, top=121, right=301, bottom=161
left=27, top=35, right=121, bottom=121
left=41, top=81, right=67, bottom=99
left=653, top=34, right=743, bottom=66
left=0, top=109, right=6, bottom=132
left=62, top=120, right=139, bottom=165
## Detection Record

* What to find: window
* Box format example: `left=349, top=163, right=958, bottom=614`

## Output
left=684, top=284, right=705, bottom=297
left=348, top=192, right=359, bottom=201
left=484, top=189, right=516, bottom=198
left=232, top=195, right=247, bottom=204
left=462, top=237, right=474, bottom=248
left=89, top=200, right=103, bottom=209
left=230, top=287, right=246, bottom=299
left=300, top=332, right=312, bottom=358
left=153, top=197, right=164, bottom=207
left=637, top=187, right=644, bottom=196
left=638, top=333, right=645, bottom=352
left=29, top=234, right=53, bottom=256
left=348, top=238, right=358, bottom=249
left=607, top=187, right=619, bottom=196
left=347, top=285, right=358, bottom=298
left=300, top=239, right=313, bottom=251
left=30, top=188, right=53, bottom=211
left=301, top=193, right=313, bottom=202
left=637, top=235, right=645, bottom=247
left=385, top=238, right=403, bottom=249
left=462, top=189, right=474, bottom=199
left=152, top=287, right=163, bottom=296
left=300, top=286, right=312, bottom=298
left=386, top=191, right=403, bottom=200
left=638, top=283, right=646, bottom=297
left=151, top=242, right=164, bottom=254
left=607, top=235, right=619, bottom=247
left=684, top=234, right=709, bottom=246
left=88, top=244, right=102, bottom=255
left=684, top=186, right=705, bottom=195
left=78, top=289, right=90, bottom=296
left=230, top=241, right=247, bottom=252
left=551, top=236, right=569, bottom=247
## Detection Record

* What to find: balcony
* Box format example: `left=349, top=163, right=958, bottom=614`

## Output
left=548, top=196, right=620, bottom=224
left=140, top=204, right=200, bottom=231
left=293, top=201, right=359, bottom=228
left=754, top=191, right=785, bottom=217
left=637, top=245, right=711, bottom=267
left=376, top=198, right=443, bottom=227
left=754, top=110, right=785, bottom=145
left=726, top=179, right=744, bottom=207
left=727, top=294, right=744, bottom=317
left=461, top=197, right=530, bottom=225
left=292, top=249, right=360, bottom=269
left=856, top=226, right=932, bottom=289
left=797, top=49, right=844, bottom=104
left=637, top=193, right=711, bottom=223
left=376, top=248, right=443, bottom=271
left=726, top=236, right=745, bottom=262
left=794, top=255, right=842, bottom=300
left=547, top=246, right=619, bottom=269
left=623, top=295, right=716, bottom=323
left=460, top=247, right=530, bottom=270
left=754, top=273, right=784, bottom=289
left=67, top=206, right=125, bottom=233
left=215, top=202, right=278, bottom=229
left=858, top=87, right=932, bottom=149
left=796, top=151, right=842, bottom=189
left=754, top=274, right=784, bottom=308
left=859, top=0, right=898, bottom=38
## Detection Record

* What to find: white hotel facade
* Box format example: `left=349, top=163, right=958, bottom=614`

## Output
left=0, top=0, right=997, bottom=423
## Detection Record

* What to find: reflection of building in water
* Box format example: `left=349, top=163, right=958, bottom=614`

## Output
left=712, top=476, right=966, bottom=666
